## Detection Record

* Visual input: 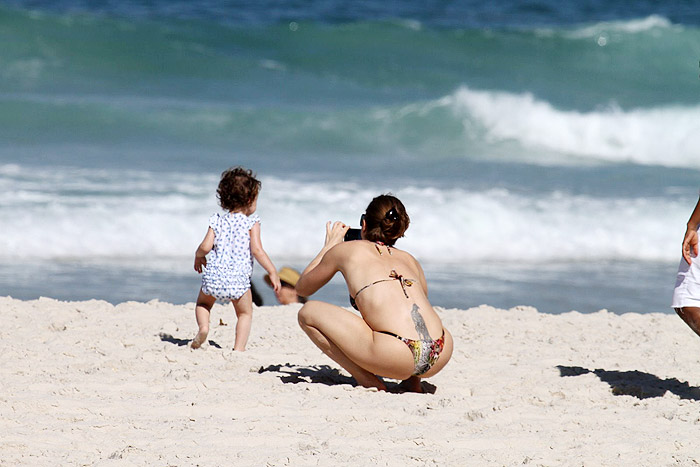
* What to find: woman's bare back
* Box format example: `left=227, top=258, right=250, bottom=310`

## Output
left=337, top=240, right=444, bottom=341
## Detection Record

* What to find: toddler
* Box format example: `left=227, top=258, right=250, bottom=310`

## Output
left=192, top=167, right=280, bottom=351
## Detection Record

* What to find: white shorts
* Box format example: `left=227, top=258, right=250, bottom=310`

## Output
left=672, top=248, right=700, bottom=309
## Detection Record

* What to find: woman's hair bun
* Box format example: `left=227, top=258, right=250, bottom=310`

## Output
left=384, top=207, right=399, bottom=221
left=363, top=194, right=409, bottom=246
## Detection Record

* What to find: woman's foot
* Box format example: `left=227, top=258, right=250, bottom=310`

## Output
left=398, top=376, right=423, bottom=393
left=354, top=373, right=387, bottom=391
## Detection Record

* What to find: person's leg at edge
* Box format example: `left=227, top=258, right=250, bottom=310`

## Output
left=298, top=301, right=415, bottom=391
left=232, top=289, right=253, bottom=351
left=676, top=307, right=700, bottom=338
left=192, top=290, right=216, bottom=349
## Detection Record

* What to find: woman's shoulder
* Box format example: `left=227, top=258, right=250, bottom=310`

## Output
left=329, top=239, right=365, bottom=255
left=326, top=239, right=373, bottom=262
left=334, top=241, right=419, bottom=265
left=388, top=246, right=422, bottom=272
left=389, top=243, right=417, bottom=259
left=336, top=240, right=416, bottom=256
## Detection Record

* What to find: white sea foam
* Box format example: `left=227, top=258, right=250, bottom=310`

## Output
left=441, top=86, right=700, bottom=168
left=0, top=166, right=688, bottom=264
left=535, top=15, right=677, bottom=39
left=566, top=15, right=675, bottom=38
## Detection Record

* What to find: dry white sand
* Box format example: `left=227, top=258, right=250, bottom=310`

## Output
left=2, top=296, right=700, bottom=466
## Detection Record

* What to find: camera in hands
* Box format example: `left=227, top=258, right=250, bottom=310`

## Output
left=344, top=228, right=362, bottom=242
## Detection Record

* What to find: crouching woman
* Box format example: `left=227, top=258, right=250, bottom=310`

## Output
left=295, top=194, right=453, bottom=392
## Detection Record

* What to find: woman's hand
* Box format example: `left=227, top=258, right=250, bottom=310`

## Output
left=682, top=227, right=699, bottom=265
left=297, top=222, right=348, bottom=297
left=324, top=221, right=350, bottom=249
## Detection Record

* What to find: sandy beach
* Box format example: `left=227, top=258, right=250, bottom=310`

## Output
left=2, top=296, right=700, bottom=466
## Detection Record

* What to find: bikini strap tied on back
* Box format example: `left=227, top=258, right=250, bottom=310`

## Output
left=350, top=268, right=415, bottom=308
left=388, top=269, right=413, bottom=298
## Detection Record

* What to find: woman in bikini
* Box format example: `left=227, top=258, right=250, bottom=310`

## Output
left=296, top=194, right=453, bottom=392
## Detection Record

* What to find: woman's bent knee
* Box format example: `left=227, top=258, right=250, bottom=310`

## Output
left=298, top=300, right=325, bottom=328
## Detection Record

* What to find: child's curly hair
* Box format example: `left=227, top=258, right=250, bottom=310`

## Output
left=217, top=167, right=261, bottom=212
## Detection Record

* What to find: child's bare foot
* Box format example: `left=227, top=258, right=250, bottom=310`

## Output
left=191, top=331, right=208, bottom=349
left=354, top=373, right=387, bottom=391
left=398, top=376, right=423, bottom=393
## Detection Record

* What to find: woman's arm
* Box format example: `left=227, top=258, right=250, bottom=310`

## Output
left=194, top=228, right=215, bottom=273
left=682, top=196, right=700, bottom=265
left=296, top=221, right=349, bottom=297
left=250, top=222, right=280, bottom=292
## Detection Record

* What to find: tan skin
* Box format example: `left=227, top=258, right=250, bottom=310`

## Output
left=675, top=196, right=700, bottom=337
left=296, top=220, right=453, bottom=393
left=276, top=284, right=302, bottom=305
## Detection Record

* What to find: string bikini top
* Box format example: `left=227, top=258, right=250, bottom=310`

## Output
left=349, top=250, right=417, bottom=311
left=349, top=269, right=416, bottom=311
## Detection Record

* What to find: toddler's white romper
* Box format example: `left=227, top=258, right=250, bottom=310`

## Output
left=201, top=212, right=260, bottom=301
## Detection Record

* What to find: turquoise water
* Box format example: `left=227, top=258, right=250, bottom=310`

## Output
left=1, top=1, right=699, bottom=313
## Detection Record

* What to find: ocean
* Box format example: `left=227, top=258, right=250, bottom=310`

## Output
left=1, top=0, right=698, bottom=314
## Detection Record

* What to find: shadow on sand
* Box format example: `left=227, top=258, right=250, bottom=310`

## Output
left=258, top=363, right=436, bottom=394
left=557, top=365, right=700, bottom=400
left=159, top=332, right=222, bottom=349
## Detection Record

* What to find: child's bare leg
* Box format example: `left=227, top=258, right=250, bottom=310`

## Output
left=232, top=289, right=253, bottom=351
left=192, top=290, right=216, bottom=349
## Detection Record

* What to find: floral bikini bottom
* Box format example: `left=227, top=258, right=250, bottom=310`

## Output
left=379, top=329, right=445, bottom=376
